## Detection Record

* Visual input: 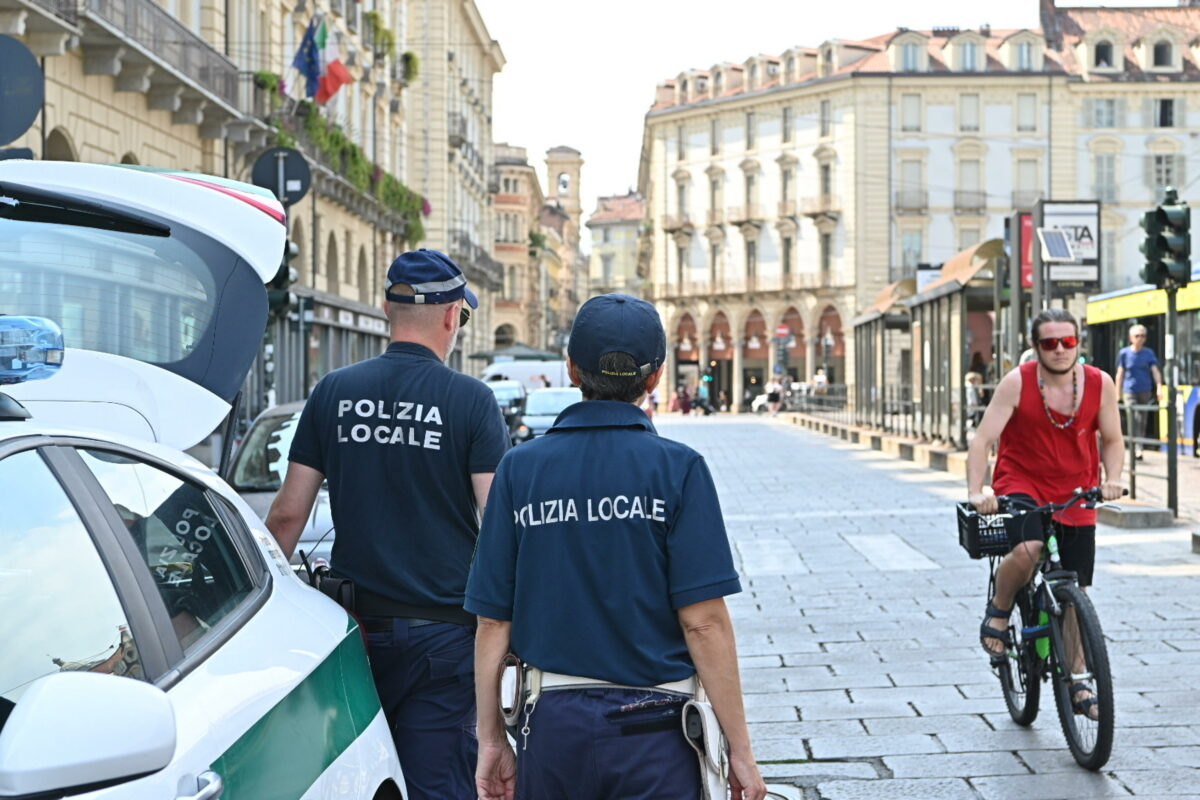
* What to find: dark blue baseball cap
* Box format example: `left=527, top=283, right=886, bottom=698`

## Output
left=568, top=293, right=666, bottom=378
left=385, top=249, right=478, bottom=307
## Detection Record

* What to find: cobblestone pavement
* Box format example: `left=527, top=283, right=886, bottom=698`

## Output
left=654, top=414, right=1200, bottom=800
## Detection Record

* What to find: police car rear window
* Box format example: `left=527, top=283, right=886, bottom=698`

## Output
left=0, top=218, right=215, bottom=365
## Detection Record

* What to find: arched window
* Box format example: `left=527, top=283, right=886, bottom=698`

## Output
left=325, top=233, right=339, bottom=292
left=1094, top=40, right=1113, bottom=68
left=43, top=128, right=77, bottom=161
left=1153, top=40, right=1172, bottom=67
left=494, top=324, right=516, bottom=348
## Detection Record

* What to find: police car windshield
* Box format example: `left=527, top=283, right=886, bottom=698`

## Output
left=230, top=410, right=303, bottom=491
left=0, top=217, right=215, bottom=366
left=524, top=388, right=581, bottom=416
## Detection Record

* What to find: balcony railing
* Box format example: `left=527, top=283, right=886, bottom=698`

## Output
left=706, top=208, right=724, bottom=226
left=726, top=204, right=764, bottom=225
left=29, top=0, right=78, bottom=22
left=447, top=112, right=466, bottom=147
left=800, top=195, right=840, bottom=217
left=954, top=190, right=986, bottom=214
left=1012, top=189, right=1042, bottom=209
left=894, top=189, right=928, bottom=215
left=82, top=0, right=238, bottom=107
left=661, top=213, right=693, bottom=232
left=449, top=228, right=502, bottom=289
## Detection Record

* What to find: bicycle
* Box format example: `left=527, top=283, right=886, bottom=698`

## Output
left=957, top=487, right=1123, bottom=770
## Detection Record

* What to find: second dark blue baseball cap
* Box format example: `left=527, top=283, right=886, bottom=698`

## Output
left=568, top=293, right=666, bottom=378
left=385, top=249, right=478, bottom=307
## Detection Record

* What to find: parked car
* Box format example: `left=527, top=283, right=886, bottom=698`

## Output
left=512, top=386, right=583, bottom=443
left=485, top=378, right=527, bottom=443
left=226, top=401, right=334, bottom=571
left=480, top=359, right=569, bottom=388
left=0, top=162, right=404, bottom=800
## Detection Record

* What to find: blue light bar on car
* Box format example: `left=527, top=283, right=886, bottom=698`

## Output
left=0, top=316, right=64, bottom=385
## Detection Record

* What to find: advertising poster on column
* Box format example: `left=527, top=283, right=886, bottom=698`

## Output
left=1041, top=201, right=1101, bottom=294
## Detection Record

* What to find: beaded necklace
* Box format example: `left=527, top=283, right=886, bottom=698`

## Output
left=1037, top=364, right=1079, bottom=430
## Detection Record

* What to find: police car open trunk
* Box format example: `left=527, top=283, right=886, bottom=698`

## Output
left=0, top=162, right=285, bottom=450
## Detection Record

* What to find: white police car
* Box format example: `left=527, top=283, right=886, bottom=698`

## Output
left=0, top=162, right=405, bottom=800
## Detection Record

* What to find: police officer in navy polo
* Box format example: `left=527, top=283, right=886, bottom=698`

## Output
left=467, top=294, right=767, bottom=800
left=267, top=249, right=510, bottom=800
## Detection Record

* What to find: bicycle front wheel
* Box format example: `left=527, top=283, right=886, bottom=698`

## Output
left=1048, top=582, right=1114, bottom=770
left=999, top=590, right=1041, bottom=726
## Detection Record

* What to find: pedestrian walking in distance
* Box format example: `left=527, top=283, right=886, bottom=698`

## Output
left=1114, top=323, right=1163, bottom=459
left=468, top=293, right=767, bottom=800
left=266, top=248, right=511, bottom=800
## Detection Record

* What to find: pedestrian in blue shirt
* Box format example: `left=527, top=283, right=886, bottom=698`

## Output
left=467, top=294, right=766, bottom=800
left=1114, top=323, right=1163, bottom=458
left=267, top=249, right=510, bottom=800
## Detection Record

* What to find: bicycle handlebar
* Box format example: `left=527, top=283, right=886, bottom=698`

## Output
left=996, top=486, right=1129, bottom=516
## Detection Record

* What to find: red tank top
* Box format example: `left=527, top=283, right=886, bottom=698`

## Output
left=991, top=361, right=1103, bottom=526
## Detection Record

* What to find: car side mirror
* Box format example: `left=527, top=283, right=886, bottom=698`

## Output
left=0, top=672, right=176, bottom=795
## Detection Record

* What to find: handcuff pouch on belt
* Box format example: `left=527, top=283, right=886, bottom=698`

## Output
left=682, top=692, right=730, bottom=800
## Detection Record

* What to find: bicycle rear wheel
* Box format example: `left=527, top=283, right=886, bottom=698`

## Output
left=1048, top=582, right=1114, bottom=770
left=999, top=589, right=1042, bottom=726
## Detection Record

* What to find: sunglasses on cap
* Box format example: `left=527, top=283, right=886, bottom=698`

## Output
left=458, top=303, right=471, bottom=327
left=1037, top=335, right=1078, bottom=351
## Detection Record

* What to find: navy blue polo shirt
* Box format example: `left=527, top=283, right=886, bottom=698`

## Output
left=289, top=341, right=510, bottom=607
left=465, top=401, right=741, bottom=686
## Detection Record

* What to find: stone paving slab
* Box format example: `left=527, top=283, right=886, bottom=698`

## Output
left=971, top=772, right=1132, bottom=799
left=884, top=751, right=1030, bottom=778
left=817, top=777, right=978, bottom=800
left=655, top=417, right=1200, bottom=797
left=808, top=734, right=943, bottom=759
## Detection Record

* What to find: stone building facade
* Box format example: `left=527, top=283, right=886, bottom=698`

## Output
left=402, top=0, right=504, bottom=373
left=639, top=0, right=1200, bottom=410
left=4, top=0, right=431, bottom=423
left=585, top=192, right=646, bottom=297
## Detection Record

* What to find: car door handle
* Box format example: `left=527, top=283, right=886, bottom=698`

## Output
left=177, top=771, right=224, bottom=800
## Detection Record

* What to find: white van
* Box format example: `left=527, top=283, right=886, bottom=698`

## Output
left=481, top=359, right=570, bottom=390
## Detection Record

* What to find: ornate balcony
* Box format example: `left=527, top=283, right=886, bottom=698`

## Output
left=954, top=189, right=986, bottom=214
left=800, top=195, right=840, bottom=219
left=661, top=213, right=693, bottom=233
left=726, top=204, right=765, bottom=226
left=894, top=189, right=928, bottom=216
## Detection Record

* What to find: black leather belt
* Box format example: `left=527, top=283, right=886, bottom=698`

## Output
left=354, top=587, right=475, bottom=627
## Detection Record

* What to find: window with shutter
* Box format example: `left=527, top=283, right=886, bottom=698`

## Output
left=1017, top=94, right=1036, bottom=131
left=960, top=94, right=980, bottom=132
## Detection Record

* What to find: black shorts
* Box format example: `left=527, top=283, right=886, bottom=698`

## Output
left=1004, top=494, right=1096, bottom=587
left=767, top=392, right=781, bottom=402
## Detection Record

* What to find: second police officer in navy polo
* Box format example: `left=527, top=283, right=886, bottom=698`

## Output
left=467, top=293, right=767, bottom=800
left=267, top=249, right=510, bottom=800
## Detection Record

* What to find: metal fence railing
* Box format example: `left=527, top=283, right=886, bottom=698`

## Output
left=1121, top=401, right=1167, bottom=502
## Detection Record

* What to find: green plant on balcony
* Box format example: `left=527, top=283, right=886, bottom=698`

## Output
left=528, top=230, right=547, bottom=256
left=288, top=100, right=425, bottom=243
left=363, top=10, right=397, bottom=59
left=401, top=51, right=419, bottom=81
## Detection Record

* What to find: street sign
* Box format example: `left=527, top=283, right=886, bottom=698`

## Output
left=251, top=147, right=311, bottom=206
left=774, top=324, right=790, bottom=338
left=1040, top=201, right=1100, bottom=292
left=0, top=35, right=44, bottom=147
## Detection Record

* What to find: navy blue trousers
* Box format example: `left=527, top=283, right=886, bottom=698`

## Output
left=517, top=688, right=702, bottom=800
left=363, top=618, right=477, bottom=800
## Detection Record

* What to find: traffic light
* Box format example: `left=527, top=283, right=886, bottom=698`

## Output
left=267, top=239, right=300, bottom=313
left=1140, top=188, right=1191, bottom=289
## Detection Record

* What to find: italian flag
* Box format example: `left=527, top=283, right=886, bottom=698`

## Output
left=314, top=20, right=353, bottom=104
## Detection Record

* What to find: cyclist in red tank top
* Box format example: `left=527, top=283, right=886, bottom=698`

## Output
left=966, top=309, right=1124, bottom=666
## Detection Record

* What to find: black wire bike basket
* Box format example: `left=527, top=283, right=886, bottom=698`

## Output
left=956, top=503, right=1012, bottom=559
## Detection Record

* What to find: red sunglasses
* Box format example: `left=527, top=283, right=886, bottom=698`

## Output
left=1037, top=335, right=1078, bottom=351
